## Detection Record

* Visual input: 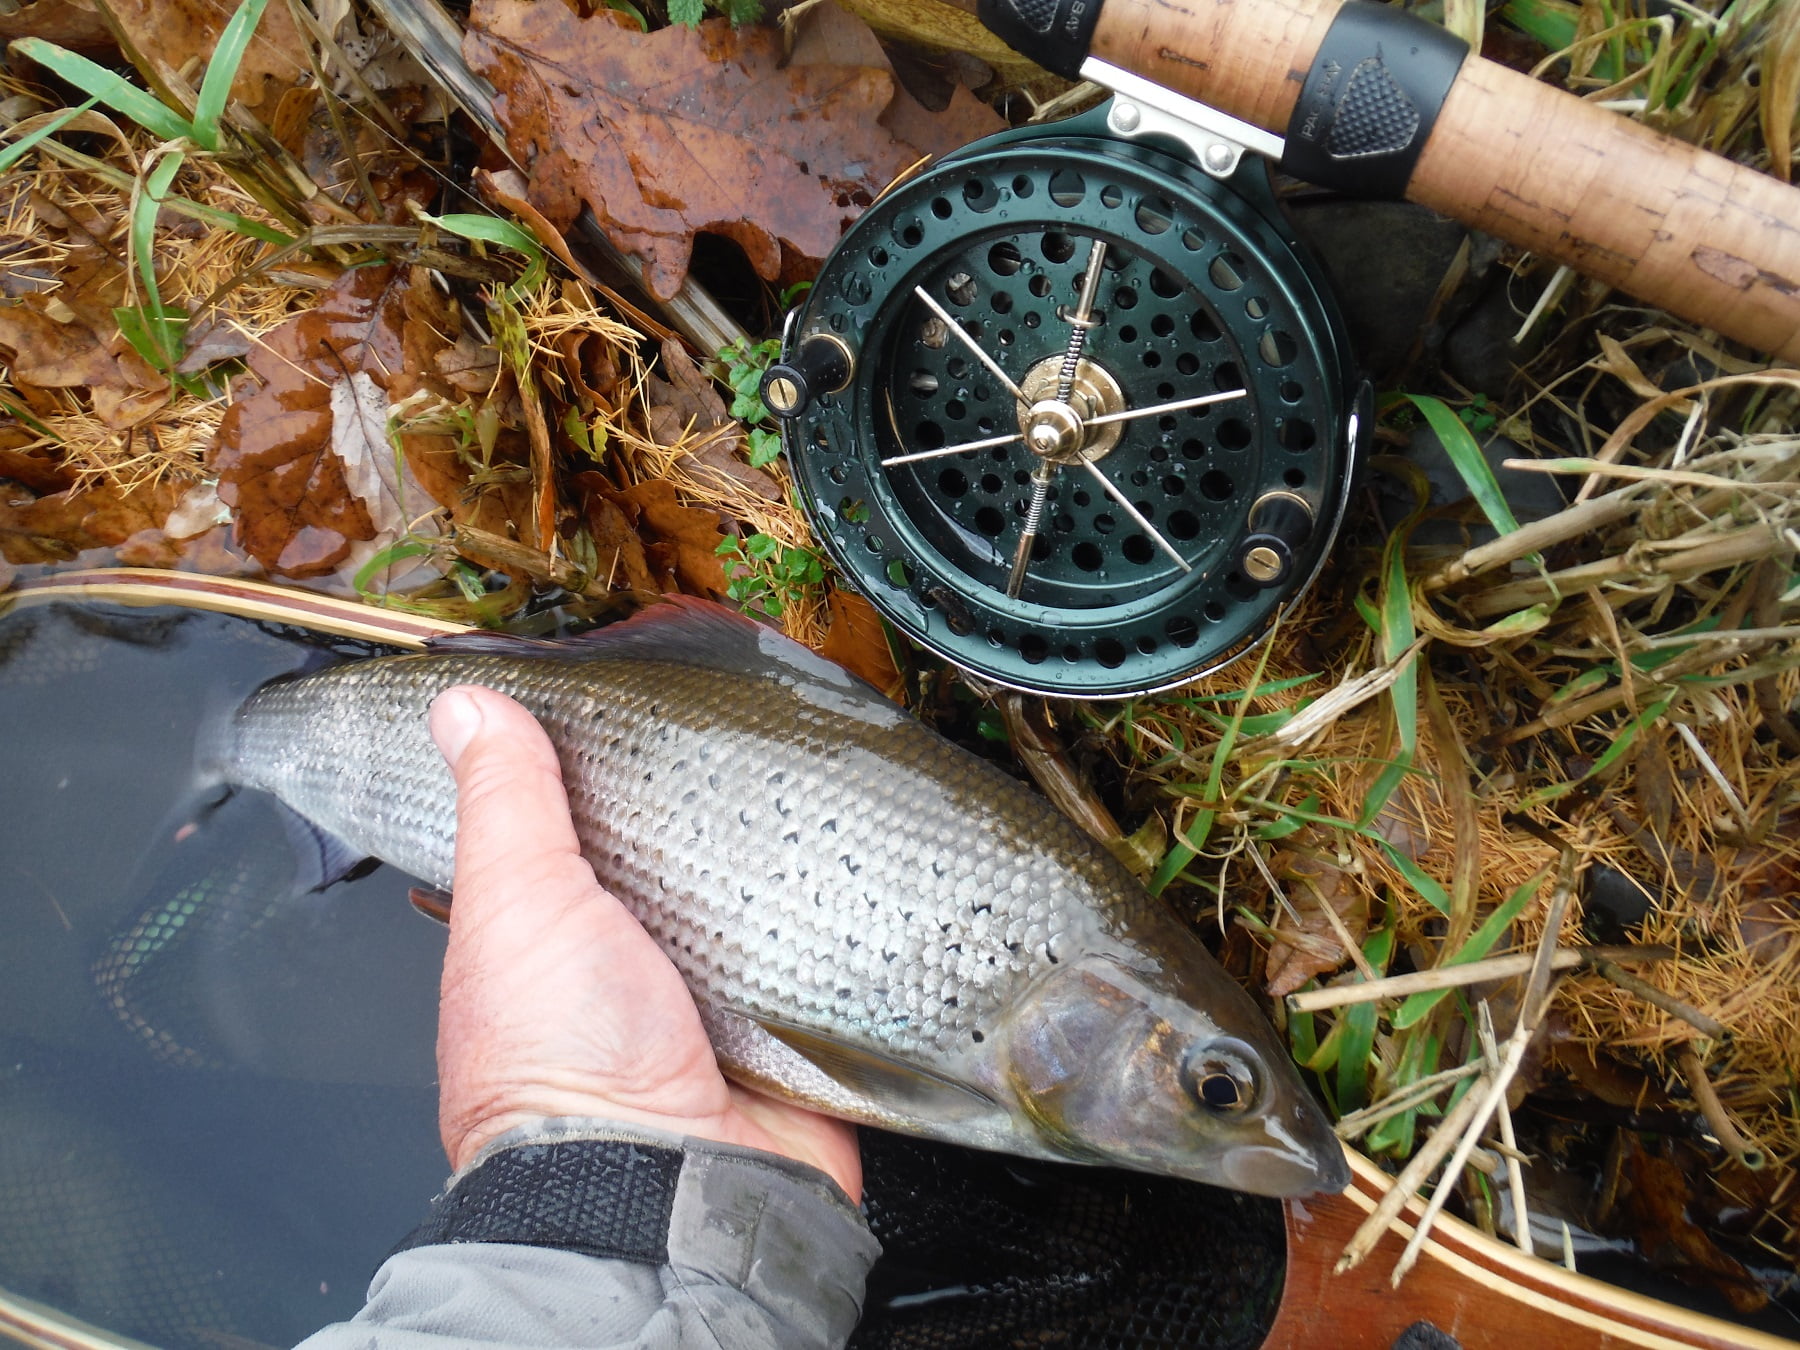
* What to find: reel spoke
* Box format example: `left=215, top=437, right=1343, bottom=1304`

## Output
left=1005, top=463, right=1060, bottom=599
left=1002, top=238, right=1112, bottom=602
left=880, top=431, right=1024, bottom=467
left=1054, top=239, right=1109, bottom=402
left=911, top=285, right=1025, bottom=403
left=1079, top=460, right=1192, bottom=573
left=1082, top=387, right=1248, bottom=429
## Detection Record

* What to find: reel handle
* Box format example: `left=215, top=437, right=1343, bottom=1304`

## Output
left=974, top=0, right=1800, bottom=364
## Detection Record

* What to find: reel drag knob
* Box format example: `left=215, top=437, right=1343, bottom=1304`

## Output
left=762, top=334, right=853, bottom=420
left=1236, top=492, right=1315, bottom=588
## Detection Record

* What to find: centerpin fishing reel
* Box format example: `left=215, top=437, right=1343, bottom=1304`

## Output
left=764, top=63, right=1371, bottom=697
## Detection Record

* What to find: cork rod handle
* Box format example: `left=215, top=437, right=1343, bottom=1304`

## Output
left=1056, top=0, right=1800, bottom=363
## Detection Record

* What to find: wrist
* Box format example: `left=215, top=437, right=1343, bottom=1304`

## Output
left=446, top=1101, right=723, bottom=1173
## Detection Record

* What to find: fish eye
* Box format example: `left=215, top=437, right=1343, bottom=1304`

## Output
left=1185, top=1039, right=1259, bottom=1114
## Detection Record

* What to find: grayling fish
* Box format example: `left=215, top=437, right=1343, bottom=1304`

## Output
left=210, top=596, right=1348, bottom=1197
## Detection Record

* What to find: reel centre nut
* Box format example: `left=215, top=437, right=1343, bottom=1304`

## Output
left=1016, top=355, right=1126, bottom=464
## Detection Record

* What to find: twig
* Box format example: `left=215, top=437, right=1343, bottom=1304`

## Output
left=1589, top=959, right=1727, bottom=1039
left=1335, top=1079, right=1488, bottom=1273
left=1285, top=944, right=1673, bottom=1013
left=1480, top=1003, right=1533, bottom=1257
left=1675, top=1046, right=1767, bottom=1171
left=449, top=523, right=636, bottom=607
left=1499, top=456, right=1800, bottom=494
left=1387, top=993, right=1548, bottom=1284
left=1636, top=625, right=1800, bottom=648
left=1343, top=847, right=1578, bottom=1284
left=1334, top=1062, right=1483, bottom=1139
left=1461, top=522, right=1794, bottom=619
left=1420, top=483, right=1644, bottom=593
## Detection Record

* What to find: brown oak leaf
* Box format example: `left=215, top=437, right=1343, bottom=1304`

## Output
left=0, top=478, right=181, bottom=567
left=464, top=2, right=919, bottom=299
left=818, top=587, right=901, bottom=696
left=0, top=294, right=168, bottom=427
left=101, top=0, right=308, bottom=114
left=1264, top=828, right=1371, bottom=998
left=210, top=266, right=409, bottom=577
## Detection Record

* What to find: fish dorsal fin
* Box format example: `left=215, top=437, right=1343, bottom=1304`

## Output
left=745, top=1012, right=997, bottom=1121
left=428, top=596, right=902, bottom=724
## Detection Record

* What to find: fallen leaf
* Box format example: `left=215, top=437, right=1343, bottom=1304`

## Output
left=1612, top=1135, right=1768, bottom=1315
left=0, top=478, right=180, bottom=567
left=209, top=265, right=410, bottom=577
left=829, top=0, right=1052, bottom=87
left=1264, top=830, right=1370, bottom=998
left=435, top=334, right=500, bottom=393
left=784, top=1, right=1006, bottom=186
left=390, top=264, right=480, bottom=519
left=880, top=80, right=1008, bottom=161
left=574, top=472, right=658, bottom=594
left=329, top=369, right=428, bottom=573
left=0, top=294, right=168, bottom=427
left=612, top=477, right=730, bottom=597
left=102, top=0, right=308, bottom=114
left=465, top=3, right=918, bottom=299
left=818, top=586, right=901, bottom=695
left=0, top=0, right=113, bottom=50
left=0, top=440, right=78, bottom=496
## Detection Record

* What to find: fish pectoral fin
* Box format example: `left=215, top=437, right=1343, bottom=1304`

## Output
left=408, top=886, right=454, bottom=925
left=744, top=1013, right=997, bottom=1120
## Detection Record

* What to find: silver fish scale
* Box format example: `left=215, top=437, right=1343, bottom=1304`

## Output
left=224, top=649, right=1156, bottom=1062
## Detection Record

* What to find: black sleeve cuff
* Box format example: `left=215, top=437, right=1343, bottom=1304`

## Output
left=394, top=1136, right=684, bottom=1264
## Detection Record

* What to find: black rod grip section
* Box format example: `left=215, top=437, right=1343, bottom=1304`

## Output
left=976, top=0, right=1103, bottom=79
left=1281, top=1, right=1468, bottom=199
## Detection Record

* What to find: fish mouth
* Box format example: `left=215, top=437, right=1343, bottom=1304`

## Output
left=1224, top=1123, right=1353, bottom=1202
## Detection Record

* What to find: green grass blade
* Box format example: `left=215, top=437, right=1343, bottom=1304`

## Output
left=1175, top=672, right=1320, bottom=703
left=1335, top=926, right=1394, bottom=1114
left=422, top=211, right=548, bottom=297
left=156, top=195, right=292, bottom=245
left=0, top=97, right=100, bottom=176
left=1518, top=692, right=1675, bottom=810
left=1356, top=757, right=1412, bottom=830
left=1359, top=524, right=1418, bottom=827
left=355, top=538, right=437, bottom=597
left=130, top=151, right=187, bottom=370
left=1365, top=1029, right=1443, bottom=1156
left=192, top=0, right=270, bottom=150
left=1392, top=867, right=1550, bottom=1028
left=1404, top=393, right=1524, bottom=537
left=1374, top=836, right=1452, bottom=915
left=11, top=38, right=194, bottom=143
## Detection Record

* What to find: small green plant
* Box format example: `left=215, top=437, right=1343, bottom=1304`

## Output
left=1457, top=393, right=1499, bottom=438
left=668, top=0, right=764, bottom=26
left=719, top=335, right=785, bottom=468
left=715, top=532, right=823, bottom=619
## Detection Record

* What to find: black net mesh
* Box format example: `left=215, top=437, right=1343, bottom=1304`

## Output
left=850, top=1131, right=1285, bottom=1349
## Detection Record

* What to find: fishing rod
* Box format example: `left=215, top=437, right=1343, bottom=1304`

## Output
left=958, top=0, right=1800, bottom=366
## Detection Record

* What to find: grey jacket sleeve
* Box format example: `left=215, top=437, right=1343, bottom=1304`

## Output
left=295, top=1119, right=880, bottom=1350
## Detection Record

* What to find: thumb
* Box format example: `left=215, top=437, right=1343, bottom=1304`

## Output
left=428, top=685, right=590, bottom=926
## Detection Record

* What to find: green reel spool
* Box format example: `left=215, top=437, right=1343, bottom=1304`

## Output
left=767, top=105, right=1366, bottom=697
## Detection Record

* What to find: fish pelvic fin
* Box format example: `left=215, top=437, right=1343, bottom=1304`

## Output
left=744, top=1012, right=999, bottom=1122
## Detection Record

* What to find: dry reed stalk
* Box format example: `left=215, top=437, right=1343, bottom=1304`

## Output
left=1286, top=945, right=1674, bottom=1013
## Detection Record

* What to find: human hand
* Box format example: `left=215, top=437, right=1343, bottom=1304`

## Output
left=427, top=684, right=862, bottom=1200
